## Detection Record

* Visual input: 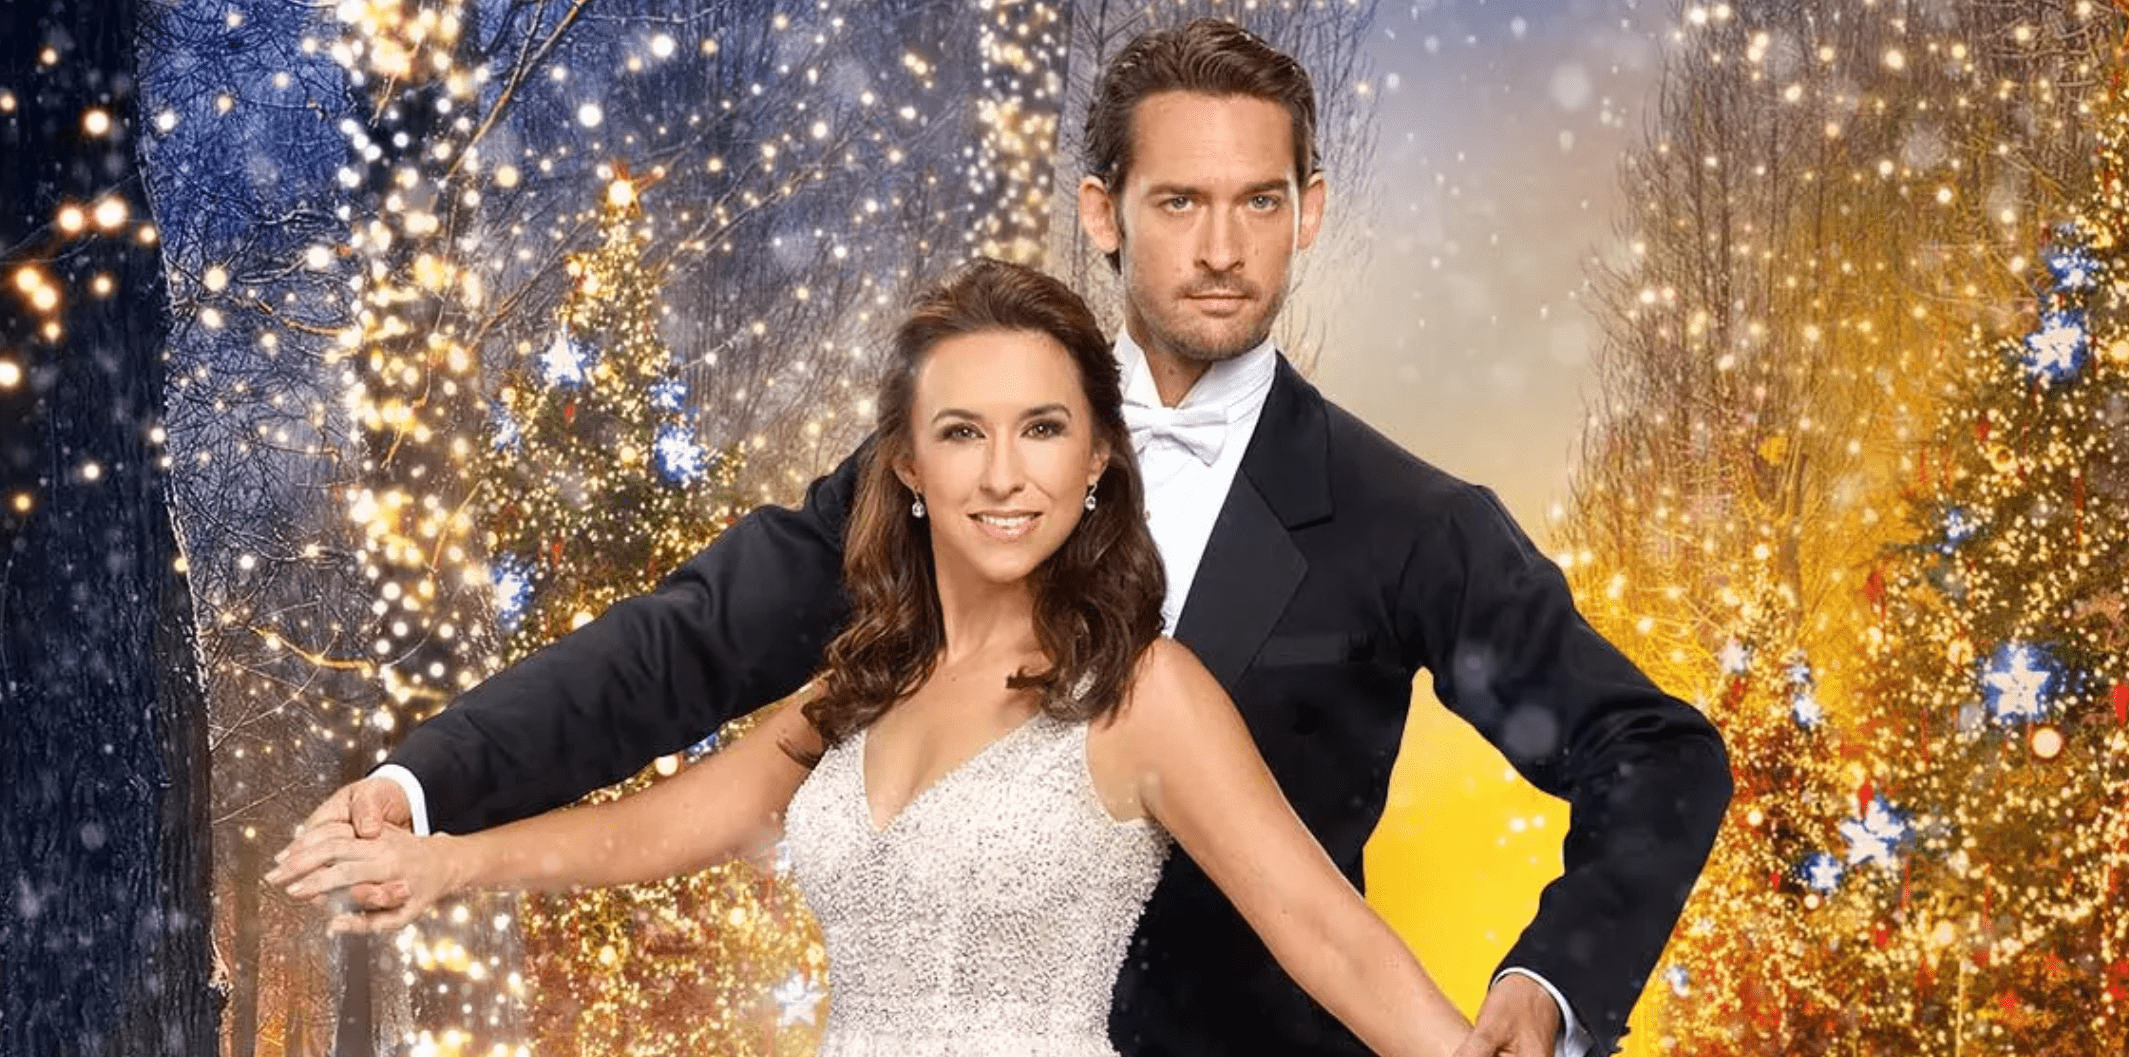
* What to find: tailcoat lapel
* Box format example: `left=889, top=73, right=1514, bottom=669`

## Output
left=1172, top=357, right=1334, bottom=691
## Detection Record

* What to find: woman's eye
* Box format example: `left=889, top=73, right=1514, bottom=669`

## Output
left=1026, top=420, right=1064, bottom=439
left=942, top=424, right=979, bottom=441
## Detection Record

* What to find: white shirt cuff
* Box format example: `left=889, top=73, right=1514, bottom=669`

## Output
left=369, top=763, right=434, bottom=837
left=1493, top=968, right=1593, bottom=1057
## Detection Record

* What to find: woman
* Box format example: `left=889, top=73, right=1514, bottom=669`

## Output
left=270, top=259, right=1473, bottom=1056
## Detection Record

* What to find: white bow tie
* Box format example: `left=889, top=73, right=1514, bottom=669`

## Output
left=1124, top=402, right=1231, bottom=465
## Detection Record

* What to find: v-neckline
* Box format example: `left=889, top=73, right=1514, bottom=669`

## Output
left=857, top=711, right=1045, bottom=836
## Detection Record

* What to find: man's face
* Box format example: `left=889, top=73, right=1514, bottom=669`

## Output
left=1079, top=91, right=1326, bottom=370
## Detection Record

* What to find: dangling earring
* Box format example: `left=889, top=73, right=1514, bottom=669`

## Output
left=912, top=493, right=927, bottom=519
left=1083, top=484, right=1098, bottom=512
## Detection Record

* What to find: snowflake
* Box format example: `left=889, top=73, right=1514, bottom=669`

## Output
left=2045, top=244, right=2099, bottom=292
left=654, top=423, right=707, bottom=484
left=491, top=556, right=534, bottom=633
left=1664, top=964, right=1690, bottom=997
left=650, top=377, right=687, bottom=413
left=2021, top=308, right=2089, bottom=383
left=772, top=972, right=824, bottom=1027
left=1800, top=851, right=1844, bottom=894
left=540, top=331, right=588, bottom=387
left=1840, top=794, right=1911, bottom=870
left=1790, top=691, right=1825, bottom=729
left=1982, top=642, right=2054, bottom=723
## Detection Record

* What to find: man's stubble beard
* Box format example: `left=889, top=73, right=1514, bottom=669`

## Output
left=1126, top=271, right=1292, bottom=366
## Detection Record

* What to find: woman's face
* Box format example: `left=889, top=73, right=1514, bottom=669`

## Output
left=898, top=328, right=1109, bottom=590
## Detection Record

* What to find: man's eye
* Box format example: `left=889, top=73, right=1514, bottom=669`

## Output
left=1250, top=194, right=1282, bottom=210
left=1162, top=196, right=1192, bottom=211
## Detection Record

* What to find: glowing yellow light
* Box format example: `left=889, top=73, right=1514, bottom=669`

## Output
left=29, top=286, right=59, bottom=313
left=216, top=93, right=234, bottom=114
left=1883, top=49, right=1906, bottom=72
left=0, top=91, right=15, bottom=112
left=82, top=108, right=111, bottom=136
left=57, top=206, right=86, bottom=234
left=203, top=265, right=229, bottom=292
left=10, top=493, right=31, bottom=514
left=91, top=275, right=112, bottom=296
left=80, top=460, right=102, bottom=482
left=39, top=47, right=58, bottom=66
left=0, top=360, right=18, bottom=389
left=2031, top=726, right=2063, bottom=760
left=606, top=179, right=636, bottom=210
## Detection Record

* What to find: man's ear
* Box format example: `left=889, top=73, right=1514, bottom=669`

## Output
left=1079, top=175, right=1123, bottom=255
left=1296, top=172, right=1328, bottom=252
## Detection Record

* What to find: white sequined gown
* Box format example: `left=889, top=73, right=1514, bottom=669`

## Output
left=785, top=711, right=1171, bottom=1057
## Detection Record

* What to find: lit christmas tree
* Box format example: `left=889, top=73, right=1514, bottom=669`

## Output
left=478, top=176, right=825, bottom=1057
left=1552, top=3, right=2128, bottom=1053
left=1833, top=86, right=2129, bottom=1051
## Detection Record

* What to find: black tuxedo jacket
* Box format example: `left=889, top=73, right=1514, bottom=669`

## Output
left=390, top=358, right=1731, bottom=1055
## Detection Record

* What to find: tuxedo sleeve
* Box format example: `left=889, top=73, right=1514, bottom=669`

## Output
left=1393, top=482, right=1732, bottom=1055
left=383, top=442, right=866, bottom=835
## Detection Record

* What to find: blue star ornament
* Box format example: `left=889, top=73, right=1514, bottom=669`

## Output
left=490, top=555, right=535, bottom=632
left=1982, top=643, right=2054, bottom=723
left=1839, top=794, right=1911, bottom=870
left=2044, top=244, right=2099, bottom=292
left=650, top=377, right=688, bottom=413
left=1790, top=691, right=1825, bottom=729
left=540, top=331, right=589, bottom=387
left=1800, top=851, right=1844, bottom=894
left=2021, top=309, right=2089, bottom=383
left=654, top=423, right=708, bottom=484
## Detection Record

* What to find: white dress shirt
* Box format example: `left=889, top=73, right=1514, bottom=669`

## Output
left=379, top=331, right=1591, bottom=1056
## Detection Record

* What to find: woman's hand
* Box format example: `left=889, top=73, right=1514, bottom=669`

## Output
left=266, top=820, right=467, bottom=934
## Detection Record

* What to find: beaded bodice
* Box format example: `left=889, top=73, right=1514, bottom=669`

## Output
left=784, top=711, right=1171, bottom=1057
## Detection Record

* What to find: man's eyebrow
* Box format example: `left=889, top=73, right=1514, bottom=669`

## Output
left=1141, top=179, right=1291, bottom=198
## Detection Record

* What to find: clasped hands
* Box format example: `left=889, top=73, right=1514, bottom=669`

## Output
left=265, top=776, right=441, bottom=935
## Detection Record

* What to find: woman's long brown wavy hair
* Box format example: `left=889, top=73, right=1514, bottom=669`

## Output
left=799, top=258, right=1166, bottom=751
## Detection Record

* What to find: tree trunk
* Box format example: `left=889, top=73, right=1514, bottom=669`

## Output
left=233, top=834, right=263, bottom=1057
left=0, top=0, right=216, bottom=1054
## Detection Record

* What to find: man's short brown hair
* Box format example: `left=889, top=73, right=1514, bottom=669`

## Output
left=1082, top=19, right=1321, bottom=195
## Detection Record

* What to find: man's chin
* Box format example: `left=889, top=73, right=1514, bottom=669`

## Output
left=1155, top=321, right=1273, bottom=364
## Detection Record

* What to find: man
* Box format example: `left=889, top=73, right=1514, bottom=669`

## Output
left=281, top=20, right=1730, bottom=1057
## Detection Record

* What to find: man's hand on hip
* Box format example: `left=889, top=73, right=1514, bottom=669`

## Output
left=1451, top=972, right=1563, bottom=1057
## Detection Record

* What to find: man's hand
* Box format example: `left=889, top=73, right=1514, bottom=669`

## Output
left=1451, top=973, right=1562, bottom=1057
left=269, top=777, right=414, bottom=914
left=266, top=821, right=459, bottom=935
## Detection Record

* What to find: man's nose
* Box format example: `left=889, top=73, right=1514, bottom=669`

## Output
left=1198, top=207, right=1243, bottom=272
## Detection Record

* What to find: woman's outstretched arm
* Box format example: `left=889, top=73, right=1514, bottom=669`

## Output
left=268, top=694, right=824, bottom=933
left=1109, top=639, right=1471, bottom=1057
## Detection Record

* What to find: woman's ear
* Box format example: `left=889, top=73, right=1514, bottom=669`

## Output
left=892, top=451, right=920, bottom=495
left=1088, top=441, right=1111, bottom=491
